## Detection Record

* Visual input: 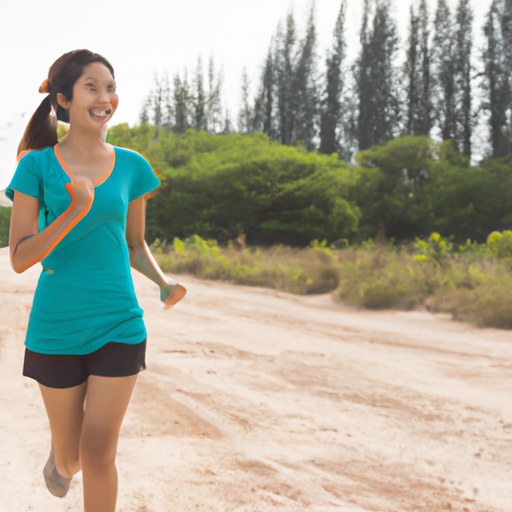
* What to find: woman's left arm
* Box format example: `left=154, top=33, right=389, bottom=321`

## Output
left=126, top=195, right=186, bottom=308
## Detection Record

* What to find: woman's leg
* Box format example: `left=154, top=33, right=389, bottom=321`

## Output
left=80, top=374, right=138, bottom=512
left=38, top=381, right=88, bottom=478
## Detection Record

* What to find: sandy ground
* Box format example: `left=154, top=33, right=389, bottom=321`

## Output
left=0, top=247, right=511, bottom=512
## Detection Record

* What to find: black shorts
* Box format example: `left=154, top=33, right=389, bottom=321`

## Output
left=23, top=340, right=147, bottom=389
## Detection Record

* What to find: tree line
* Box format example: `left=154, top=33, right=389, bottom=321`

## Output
left=106, top=125, right=512, bottom=246
left=139, top=0, right=512, bottom=160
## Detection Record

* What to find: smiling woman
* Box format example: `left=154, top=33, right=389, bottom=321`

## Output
left=6, top=49, right=186, bottom=512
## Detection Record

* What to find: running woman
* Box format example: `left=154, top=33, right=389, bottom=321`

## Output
left=6, top=49, right=186, bottom=512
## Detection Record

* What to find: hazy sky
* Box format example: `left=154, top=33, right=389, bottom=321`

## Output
left=0, top=0, right=493, bottom=187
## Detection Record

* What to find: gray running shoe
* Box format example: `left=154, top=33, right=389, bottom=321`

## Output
left=43, top=447, right=71, bottom=498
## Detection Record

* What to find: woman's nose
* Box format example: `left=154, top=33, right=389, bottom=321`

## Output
left=98, top=88, right=111, bottom=105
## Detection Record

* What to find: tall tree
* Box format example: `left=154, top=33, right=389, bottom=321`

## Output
left=173, top=70, right=191, bottom=134
left=355, top=0, right=400, bottom=150
left=418, top=0, right=433, bottom=136
left=192, top=57, right=207, bottom=131
left=253, top=41, right=277, bottom=138
left=238, top=67, right=253, bottom=134
left=221, top=108, right=233, bottom=135
left=150, top=73, right=165, bottom=128
left=319, top=0, right=346, bottom=155
left=481, top=0, right=510, bottom=158
left=355, top=0, right=372, bottom=150
left=206, top=56, right=224, bottom=133
left=453, top=0, right=473, bottom=157
left=276, top=13, right=297, bottom=145
left=404, top=5, right=421, bottom=135
left=294, top=3, right=320, bottom=151
left=139, top=97, right=151, bottom=125
left=160, top=72, right=173, bottom=130
left=432, top=0, right=457, bottom=144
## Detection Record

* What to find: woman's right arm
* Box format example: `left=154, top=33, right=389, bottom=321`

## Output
left=9, top=177, right=94, bottom=273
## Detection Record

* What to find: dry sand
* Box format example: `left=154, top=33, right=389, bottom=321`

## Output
left=0, top=246, right=511, bottom=512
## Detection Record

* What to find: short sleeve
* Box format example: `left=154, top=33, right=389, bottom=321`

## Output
left=128, top=151, right=161, bottom=202
left=5, top=151, right=42, bottom=202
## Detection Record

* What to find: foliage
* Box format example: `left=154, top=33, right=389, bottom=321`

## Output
left=354, top=0, right=400, bottom=150
left=319, top=0, right=346, bottom=156
left=153, top=231, right=512, bottom=330
left=0, top=207, right=11, bottom=248
left=108, top=124, right=512, bottom=246
left=108, top=125, right=360, bottom=246
left=486, top=230, right=512, bottom=258
left=414, top=232, right=453, bottom=265
left=154, top=234, right=340, bottom=295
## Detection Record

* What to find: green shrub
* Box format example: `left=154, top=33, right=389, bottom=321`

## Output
left=0, top=207, right=11, bottom=248
left=154, top=235, right=340, bottom=295
left=487, top=230, right=512, bottom=258
left=152, top=231, right=512, bottom=330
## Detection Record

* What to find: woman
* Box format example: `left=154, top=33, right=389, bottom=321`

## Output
left=6, top=49, right=186, bottom=512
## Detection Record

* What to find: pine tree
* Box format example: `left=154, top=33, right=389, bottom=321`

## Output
left=222, top=108, right=233, bottom=135
left=238, top=67, right=253, bottom=134
left=355, top=0, right=372, bottom=150
left=453, top=0, right=473, bottom=157
left=261, top=42, right=276, bottom=137
left=253, top=41, right=276, bottom=138
left=502, top=0, right=512, bottom=74
left=319, top=0, right=346, bottom=155
left=151, top=74, right=164, bottom=128
left=173, top=70, right=190, bottom=134
left=206, top=56, right=224, bottom=133
left=499, top=0, right=512, bottom=151
left=418, top=0, right=433, bottom=136
left=276, top=13, right=297, bottom=145
left=404, top=5, right=421, bottom=135
left=192, top=57, right=207, bottom=131
left=294, top=3, right=320, bottom=151
left=139, top=97, right=151, bottom=125
left=432, top=0, right=457, bottom=145
left=160, top=72, right=173, bottom=130
left=481, top=0, right=510, bottom=158
left=355, top=0, right=400, bottom=150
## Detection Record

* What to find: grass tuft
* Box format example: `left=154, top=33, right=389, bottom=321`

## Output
left=152, top=234, right=512, bottom=329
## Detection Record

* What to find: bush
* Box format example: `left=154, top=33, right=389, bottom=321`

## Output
left=152, top=232, right=512, bottom=330
left=153, top=235, right=341, bottom=295
left=0, top=207, right=11, bottom=248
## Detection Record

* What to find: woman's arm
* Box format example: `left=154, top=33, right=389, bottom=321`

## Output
left=126, top=195, right=186, bottom=309
left=9, top=177, right=94, bottom=273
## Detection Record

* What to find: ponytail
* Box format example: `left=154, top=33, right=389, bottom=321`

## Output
left=17, top=95, right=58, bottom=155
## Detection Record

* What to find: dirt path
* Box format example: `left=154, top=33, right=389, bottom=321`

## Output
left=0, top=247, right=511, bottom=512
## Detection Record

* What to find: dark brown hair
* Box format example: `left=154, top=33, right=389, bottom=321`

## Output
left=18, top=49, right=115, bottom=154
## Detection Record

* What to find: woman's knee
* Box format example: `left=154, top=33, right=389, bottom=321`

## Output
left=80, top=424, right=118, bottom=469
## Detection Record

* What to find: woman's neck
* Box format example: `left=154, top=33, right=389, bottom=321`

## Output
left=58, top=125, right=109, bottom=156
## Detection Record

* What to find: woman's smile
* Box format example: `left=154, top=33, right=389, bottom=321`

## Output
left=89, top=108, right=112, bottom=123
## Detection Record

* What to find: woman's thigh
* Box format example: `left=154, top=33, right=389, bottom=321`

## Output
left=38, top=380, right=88, bottom=472
left=80, top=375, right=138, bottom=466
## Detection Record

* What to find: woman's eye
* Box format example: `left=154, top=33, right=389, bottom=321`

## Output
left=86, top=85, right=96, bottom=91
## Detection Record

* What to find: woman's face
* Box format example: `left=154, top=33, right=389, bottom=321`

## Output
left=58, top=62, right=118, bottom=132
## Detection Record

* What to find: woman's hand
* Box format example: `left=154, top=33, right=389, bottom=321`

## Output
left=126, top=195, right=187, bottom=309
left=9, top=181, right=94, bottom=273
left=68, top=176, right=94, bottom=211
left=160, top=281, right=187, bottom=310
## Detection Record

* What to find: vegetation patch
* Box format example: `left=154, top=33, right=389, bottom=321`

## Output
left=153, top=232, right=512, bottom=330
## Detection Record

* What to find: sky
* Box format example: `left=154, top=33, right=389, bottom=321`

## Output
left=0, top=0, right=493, bottom=189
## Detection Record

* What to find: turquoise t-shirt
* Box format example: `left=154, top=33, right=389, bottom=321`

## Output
left=5, top=145, right=161, bottom=355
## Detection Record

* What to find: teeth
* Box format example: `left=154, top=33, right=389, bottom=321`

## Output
left=91, top=110, right=110, bottom=116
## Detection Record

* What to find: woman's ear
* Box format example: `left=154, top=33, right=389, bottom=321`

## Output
left=56, top=92, right=70, bottom=110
